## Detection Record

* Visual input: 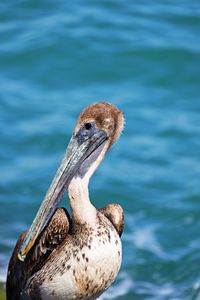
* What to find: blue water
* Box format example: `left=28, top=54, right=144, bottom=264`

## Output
left=1, top=1, right=200, bottom=299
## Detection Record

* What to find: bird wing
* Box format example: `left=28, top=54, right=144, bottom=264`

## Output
left=98, top=204, right=124, bottom=236
left=6, top=207, right=71, bottom=300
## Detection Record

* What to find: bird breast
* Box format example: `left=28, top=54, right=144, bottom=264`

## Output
left=38, top=215, right=122, bottom=300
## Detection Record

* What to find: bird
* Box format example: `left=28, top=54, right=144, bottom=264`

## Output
left=6, top=102, right=125, bottom=300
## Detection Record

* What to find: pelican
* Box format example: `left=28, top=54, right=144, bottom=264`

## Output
left=6, top=102, right=124, bottom=300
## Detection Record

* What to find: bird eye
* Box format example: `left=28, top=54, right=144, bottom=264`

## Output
left=84, top=122, right=92, bottom=130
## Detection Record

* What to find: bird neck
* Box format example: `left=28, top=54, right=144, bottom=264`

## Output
left=68, top=143, right=109, bottom=227
left=68, top=176, right=96, bottom=226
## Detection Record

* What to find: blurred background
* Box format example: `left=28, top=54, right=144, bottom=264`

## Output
left=0, top=1, right=200, bottom=299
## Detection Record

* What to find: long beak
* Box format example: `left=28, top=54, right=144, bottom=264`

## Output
left=18, top=127, right=107, bottom=261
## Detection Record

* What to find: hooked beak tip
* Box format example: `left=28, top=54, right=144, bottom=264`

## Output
left=18, top=239, right=35, bottom=262
left=18, top=252, right=25, bottom=262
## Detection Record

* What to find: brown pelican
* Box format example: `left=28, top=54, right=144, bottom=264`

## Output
left=6, top=102, right=124, bottom=300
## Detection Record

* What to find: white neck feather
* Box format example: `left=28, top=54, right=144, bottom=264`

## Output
left=68, top=143, right=109, bottom=227
left=68, top=176, right=96, bottom=226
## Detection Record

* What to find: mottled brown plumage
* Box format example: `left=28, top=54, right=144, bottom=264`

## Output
left=99, top=204, right=124, bottom=237
left=7, top=206, right=123, bottom=300
left=6, top=208, right=70, bottom=299
left=6, top=102, right=124, bottom=300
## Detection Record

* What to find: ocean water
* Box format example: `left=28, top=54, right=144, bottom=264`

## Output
left=0, top=1, right=200, bottom=299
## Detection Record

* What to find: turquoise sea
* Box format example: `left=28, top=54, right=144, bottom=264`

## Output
left=1, top=1, right=200, bottom=299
